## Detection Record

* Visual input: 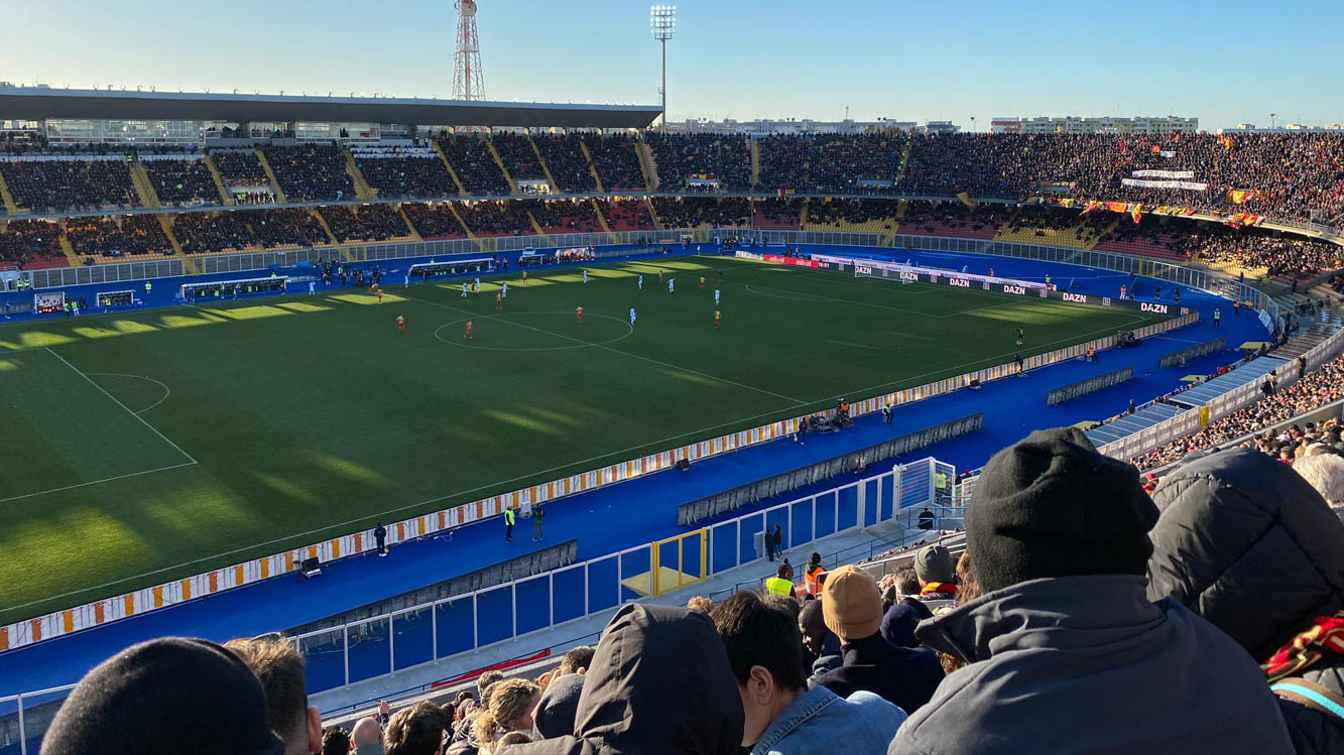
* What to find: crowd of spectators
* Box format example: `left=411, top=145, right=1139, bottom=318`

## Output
left=2, top=158, right=138, bottom=211
left=898, top=201, right=1013, bottom=238
left=355, top=151, right=458, bottom=200
left=43, top=424, right=1344, bottom=754
left=402, top=202, right=468, bottom=239
left=245, top=208, right=331, bottom=248
left=647, top=132, right=752, bottom=192
left=0, top=219, right=63, bottom=268
left=523, top=199, right=601, bottom=235
left=533, top=134, right=595, bottom=194
left=757, top=133, right=906, bottom=194
left=595, top=198, right=655, bottom=231
left=490, top=133, right=546, bottom=181
left=585, top=133, right=646, bottom=192
left=210, top=150, right=270, bottom=187
left=753, top=197, right=804, bottom=229
left=172, top=211, right=257, bottom=253
left=806, top=197, right=901, bottom=228
left=142, top=158, right=221, bottom=206
left=262, top=144, right=355, bottom=201
left=456, top=200, right=535, bottom=237
left=321, top=205, right=411, bottom=243
left=1178, top=227, right=1344, bottom=278
left=66, top=215, right=171, bottom=258
left=437, top=136, right=512, bottom=196
left=1134, top=352, right=1344, bottom=470
left=652, top=196, right=751, bottom=228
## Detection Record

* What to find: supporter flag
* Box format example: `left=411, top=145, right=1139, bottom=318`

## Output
left=956, top=192, right=976, bottom=208
left=1131, top=203, right=1144, bottom=224
left=1227, top=189, right=1258, bottom=205
left=1219, top=134, right=1235, bottom=150
left=1081, top=200, right=1103, bottom=215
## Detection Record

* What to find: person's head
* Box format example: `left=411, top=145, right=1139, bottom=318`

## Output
left=808, top=552, right=821, bottom=568
left=796, top=599, right=829, bottom=656
left=914, top=544, right=955, bottom=587
left=473, top=679, right=540, bottom=749
left=968, top=427, right=1158, bottom=594
left=820, top=565, right=883, bottom=644
left=350, top=717, right=384, bottom=755
left=476, top=670, right=505, bottom=704
left=558, top=645, right=595, bottom=675
left=686, top=595, right=714, bottom=614
left=1294, top=452, right=1344, bottom=505
left=1149, top=447, right=1344, bottom=661
left=321, top=727, right=350, bottom=755
left=384, top=702, right=448, bottom=755
left=532, top=672, right=584, bottom=739
left=712, top=592, right=806, bottom=748
left=40, top=637, right=285, bottom=755
left=226, top=637, right=322, bottom=755
left=775, top=564, right=790, bottom=580
left=895, top=567, right=920, bottom=598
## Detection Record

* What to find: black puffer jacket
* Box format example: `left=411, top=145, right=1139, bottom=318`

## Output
left=498, top=604, right=743, bottom=755
left=1148, top=448, right=1344, bottom=755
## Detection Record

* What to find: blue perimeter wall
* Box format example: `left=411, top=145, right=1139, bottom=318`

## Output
left=0, top=241, right=1269, bottom=701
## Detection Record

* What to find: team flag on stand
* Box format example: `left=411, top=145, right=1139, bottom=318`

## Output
left=1131, top=203, right=1144, bottom=224
left=1227, top=189, right=1258, bottom=205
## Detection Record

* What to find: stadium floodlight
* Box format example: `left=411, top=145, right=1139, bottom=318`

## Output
left=650, top=4, right=677, bottom=132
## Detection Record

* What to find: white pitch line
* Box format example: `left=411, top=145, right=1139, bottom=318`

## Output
left=0, top=462, right=197, bottom=506
left=86, top=372, right=173, bottom=415
left=45, top=348, right=197, bottom=465
left=826, top=339, right=884, bottom=351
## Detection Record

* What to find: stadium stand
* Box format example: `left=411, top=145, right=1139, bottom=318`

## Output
left=261, top=144, right=355, bottom=201
left=65, top=215, right=171, bottom=259
left=352, top=145, right=458, bottom=200
left=490, top=133, right=546, bottom=182
left=455, top=200, right=534, bottom=237
left=1, top=157, right=138, bottom=211
left=402, top=202, right=469, bottom=239
left=320, top=204, right=411, bottom=243
left=752, top=197, right=804, bottom=230
left=141, top=157, right=221, bottom=206
left=803, top=197, right=902, bottom=234
left=899, top=200, right=1012, bottom=240
left=172, top=211, right=257, bottom=253
left=533, top=133, right=596, bottom=194
left=0, top=218, right=65, bottom=268
left=585, top=133, right=646, bottom=192
left=757, top=133, right=906, bottom=194
left=646, top=132, right=752, bottom=192
left=524, top=198, right=602, bottom=235
left=594, top=198, right=655, bottom=231
left=436, top=135, right=511, bottom=196
left=210, top=150, right=270, bottom=187
left=651, top=196, right=751, bottom=228
left=245, top=208, right=331, bottom=248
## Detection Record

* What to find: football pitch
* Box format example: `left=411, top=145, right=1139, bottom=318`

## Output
left=0, top=255, right=1164, bottom=622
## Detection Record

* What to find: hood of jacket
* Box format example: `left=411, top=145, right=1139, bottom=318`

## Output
left=1147, top=447, right=1344, bottom=660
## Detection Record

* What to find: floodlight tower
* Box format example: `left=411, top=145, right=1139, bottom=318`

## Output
left=453, top=0, right=486, bottom=101
left=650, top=4, right=677, bottom=132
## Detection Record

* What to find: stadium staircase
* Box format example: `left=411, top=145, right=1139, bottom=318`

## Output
left=525, top=210, right=547, bottom=237
left=311, top=209, right=340, bottom=247
left=202, top=154, right=234, bottom=204
left=644, top=197, right=663, bottom=230
left=636, top=142, right=659, bottom=191
left=397, top=205, right=423, bottom=241
left=157, top=215, right=186, bottom=258
left=887, top=200, right=908, bottom=244
left=254, top=149, right=289, bottom=204
left=590, top=198, right=614, bottom=237
left=992, top=213, right=1096, bottom=250
left=343, top=151, right=378, bottom=201
left=578, top=139, right=605, bottom=194
left=430, top=141, right=470, bottom=197
left=894, top=140, right=914, bottom=188
left=484, top=138, right=520, bottom=195
left=447, top=203, right=480, bottom=243
left=750, top=139, right=761, bottom=187
left=800, top=198, right=901, bottom=236
left=129, top=162, right=162, bottom=209
left=526, top=135, right=562, bottom=194
left=0, top=168, right=19, bottom=214
left=56, top=225, right=82, bottom=266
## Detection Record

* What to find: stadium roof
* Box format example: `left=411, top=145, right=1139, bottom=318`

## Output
left=0, top=86, right=663, bottom=129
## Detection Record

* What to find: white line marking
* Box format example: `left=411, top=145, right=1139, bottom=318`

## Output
left=86, top=372, right=172, bottom=415
left=45, top=348, right=197, bottom=465
left=826, top=339, right=883, bottom=351
left=0, top=462, right=197, bottom=506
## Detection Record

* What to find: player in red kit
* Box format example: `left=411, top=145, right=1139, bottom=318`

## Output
left=576, top=305, right=584, bottom=323
left=495, top=291, right=503, bottom=311
left=714, top=309, right=721, bottom=329
left=371, top=283, right=383, bottom=303
left=465, top=319, right=474, bottom=340
left=395, top=314, right=406, bottom=333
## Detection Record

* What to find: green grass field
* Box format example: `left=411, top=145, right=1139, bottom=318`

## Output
left=0, top=256, right=1163, bottom=622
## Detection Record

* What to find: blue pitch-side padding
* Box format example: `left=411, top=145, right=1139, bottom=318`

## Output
left=514, top=576, right=551, bottom=637
left=1086, top=402, right=1185, bottom=445
left=346, top=617, right=392, bottom=685
left=474, top=586, right=513, bottom=648
left=392, top=606, right=434, bottom=671
left=552, top=566, right=586, bottom=625
left=435, top=599, right=474, bottom=662
left=1173, top=356, right=1284, bottom=407
left=586, top=556, right=619, bottom=613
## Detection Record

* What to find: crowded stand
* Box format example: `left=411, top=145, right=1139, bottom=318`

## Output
left=757, top=133, right=906, bottom=193
left=141, top=157, right=221, bottom=206
left=352, top=145, right=458, bottom=199
left=402, top=202, right=468, bottom=239
left=899, top=200, right=1014, bottom=239
left=244, top=208, right=331, bottom=248
left=490, top=133, right=546, bottom=181
left=524, top=198, right=602, bottom=235
left=65, top=215, right=171, bottom=258
left=261, top=143, right=354, bottom=201
left=1, top=157, right=138, bottom=211
left=652, top=196, right=752, bottom=228
left=0, top=219, right=64, bottom=268
left=585, top=133, right=646, bottom=192
left=210, top=150, right=270, bottom=187
left=594, top=198, right=655, bottom=231
left=1181, top=227, right=1344, bottom=279
left=805, top=197, right=901, bottom=231
left=753, top=197, right=804, bottom=229
left=320, top=204, right=410, bottom=243
left=646, top=132, right=752, bottom=191
left=437, top=135, right=512, bottom=195
left=1134, top=352, right=1344, bottom=470
left=171, top=211, right=257, bottom=253
left=533, top=134, right=596, bottom=193
left=455, top=200, right=535, bottom=236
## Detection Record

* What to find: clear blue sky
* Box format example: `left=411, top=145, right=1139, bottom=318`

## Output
left=1, top=0, right=1340, bottom=131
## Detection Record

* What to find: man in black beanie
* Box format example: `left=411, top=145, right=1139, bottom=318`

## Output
left=42, top=637, right=285, bottom=755
left=888, top=427, right=1294, bottom=755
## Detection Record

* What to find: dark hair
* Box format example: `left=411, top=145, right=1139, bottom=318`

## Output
left=476, top=670, right=505, bottom=700
left=896, top=567, right=920, bottom=596
left=809, top=552, right=821, bottom=567
left=558, top=645, right=595, bottom=675
left=711, top=591, right=806, bottom=693
left=321, top=727, right=350, bottom=755
left=776, top=564, right=790, bottom=579
left=384, top=702, right=449, bottom=755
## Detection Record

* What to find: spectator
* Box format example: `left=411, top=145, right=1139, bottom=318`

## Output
left=1294, top=450, right=1344, bottom=507
left=803, top=552, right=826, bottom=596
left=474, top=679, right=540, bottom=754
left=798, top=598, right=842, bottom=677
left=385, top=702, right=450, bottom=755
left=437, top=135, right=511, bottom=195
left=889, top=428, right=1294, bottom=754
left=532, top=673, right=584, bottom=739
left=263, top=144, right=354, bottom=201
left=352, top=717, right=385, bottom=755
left=40, top=637, right=285, bottom=755
left=878, top=568, right=932, bottom=649
left=1148, top=447, right=1344, bottom=755
left=764, top=563, right=793, bottom=597
left=322, top=728, right=351, bottom=755
left=686, top=595, right=714, bottom=614
left=557, top=645, right=595, bottom=675
left=913, top=544, right=957, bottom=600
left=712, top=591, right=905, bottom=754
left=810, top=565, right=943, bottom=714
left=498, top=604, right=742, bottom=755
left=226, top=637, right=323, bottom=755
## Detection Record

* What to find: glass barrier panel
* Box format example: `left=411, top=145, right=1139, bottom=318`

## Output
left=435, top=597, right=475, bottom=658
left=514, top=575, right=551, bottom=636
left=789, top=497, right=814, bottom=547
left=709, top=519, right=739, bottom=575
left=618, top=547, right=652, bottom=603
left=551, top=564, right=586, bottom=625
left=299, top=627, right=347, bottom=693
left=475, top=585, right=514, bottom=648
left=392, top=605, right=435, bottom=671
left=585, top=554, right=620, bottom=614
left=346, top=616, right=392, bottom=685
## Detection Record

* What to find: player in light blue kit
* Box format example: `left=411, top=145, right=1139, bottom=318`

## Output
left=629, top=306, right=637, bottom=327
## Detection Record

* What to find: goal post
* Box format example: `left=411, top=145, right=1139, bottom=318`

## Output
left=406, top=257, right=496, bottom=282
left=180, top=275, right=289, bottom=302
left=96, top=290, right=137, bottom=309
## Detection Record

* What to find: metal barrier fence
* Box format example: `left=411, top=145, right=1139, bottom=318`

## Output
left=0, top=457, right=950, bottom=755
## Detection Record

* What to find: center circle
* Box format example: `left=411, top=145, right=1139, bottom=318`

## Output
left=432, top=311, right=635, bottom=352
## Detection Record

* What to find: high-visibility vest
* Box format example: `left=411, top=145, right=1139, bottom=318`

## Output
left=504, top=509, right=516, bottom=526
left=764, top=577, right=793, bottom=598
left=804, top=565, right=827, bottom=595
left=934, top=472, right=948, bottom=490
